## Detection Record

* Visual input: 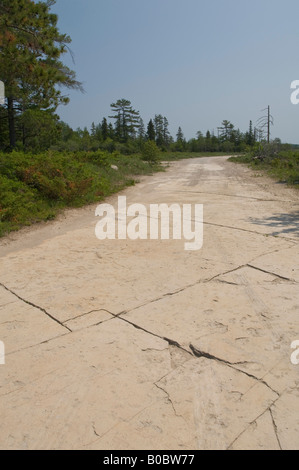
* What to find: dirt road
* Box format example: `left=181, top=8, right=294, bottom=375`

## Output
left=0, top=156, right=298, bottom=450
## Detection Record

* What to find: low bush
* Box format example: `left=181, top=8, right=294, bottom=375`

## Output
left=141, top=141, right=160, bottom=163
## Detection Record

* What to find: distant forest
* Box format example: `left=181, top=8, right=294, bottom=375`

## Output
left=0, top=93, right=274, bottom=154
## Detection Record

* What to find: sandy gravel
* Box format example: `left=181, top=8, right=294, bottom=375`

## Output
left=0, top=156, right=298, bottom=450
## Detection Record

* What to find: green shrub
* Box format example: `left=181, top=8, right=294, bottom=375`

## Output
left=141, top=141, right=160, bottom=163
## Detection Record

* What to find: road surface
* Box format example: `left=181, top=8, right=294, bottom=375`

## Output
left=0, top=156, right=298, bottom=450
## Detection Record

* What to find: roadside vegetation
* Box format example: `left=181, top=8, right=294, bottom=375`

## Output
left=229, top=142, right=299, bottom=187
left=0, top=149, right=164, bottom=237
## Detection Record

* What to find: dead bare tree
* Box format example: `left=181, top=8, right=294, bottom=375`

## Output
left=256, top=106, right=274, bottom=143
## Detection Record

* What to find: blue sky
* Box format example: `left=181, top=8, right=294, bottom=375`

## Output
left=54, top=0, right=299, bottom=143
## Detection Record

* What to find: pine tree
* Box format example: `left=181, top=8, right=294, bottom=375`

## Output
left=176, top=126, right=184, bottom=143
left=154, top=114, right=164, bottom=147
left=146, top=119, right=155, bottom=141
left=101, top=117, right=108, bottom=141
left=205, top=131, right=211, bottom=151
left=91, top=122, right=96, bottom=137
left=246, top=120, right=254, bottom=146
left=163, top=117, right=171, bottom=147
left=219, top=120, right=234, bottom=142
left=108, top=123, right=114, bottom=140
left=109, top=99, right=140, bottom=142
left=0, top=0, right=83, bottom=148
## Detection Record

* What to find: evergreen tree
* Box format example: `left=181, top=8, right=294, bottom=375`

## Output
left=176, top=126, right=184, bottom=143
left=175, top=126, right=185, bottom=151
left=163, top=117, right=171, bottom=147
left=109, top=99, right=140, bottom=142
left=91, top=122, right=96, bottom=137
left=154, top=114, right=164, bottom=147
left=0, top=0, right=83, bottom=148
left=146, top=119, right=155, bottom=141
left=205, top=130, right=211, bottom=151
left=101, top=117, right=108, bottom=141
left=219, top=120, right=234, bottom=142
left=246, top=120, right=254, bottom=146
left=108, top=122, right=114, bottom=140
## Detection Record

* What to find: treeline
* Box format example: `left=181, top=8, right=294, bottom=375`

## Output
left=0, top=95, right=267, bottom=154
left=53, top=104, right=266, bottom=155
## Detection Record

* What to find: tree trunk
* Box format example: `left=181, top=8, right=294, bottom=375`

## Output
left=7, top=96, right=16, bottom=149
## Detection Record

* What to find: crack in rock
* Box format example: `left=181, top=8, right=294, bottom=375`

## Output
left=112, top=311, right=193, bottom=357
left=189, top=343, right=233, bottom=366
left=215, top=279, right=240, bottom=286
left=246, top=264, right=297, bottom=283
left=227, top=399, right=281, bottom=450
left=269, top=408, right=283, bottom=450
left=92, top=422, right=100, bottom=437
left=207, top=261, right=297, bottom=286
left=0, top=282, right=71, bottom=332
left=189, top=343, right=279, bottom=396
left=154, top=382, right=183, bottom=420
left=201, top=220, right=299, bottom=242
left=63, top=308, right=113, bottom=325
